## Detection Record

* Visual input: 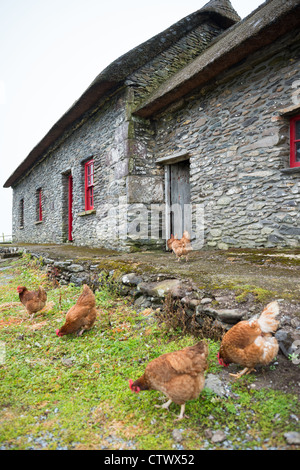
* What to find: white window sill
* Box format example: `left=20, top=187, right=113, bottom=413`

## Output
left=78, top=209, right=96, bottom=216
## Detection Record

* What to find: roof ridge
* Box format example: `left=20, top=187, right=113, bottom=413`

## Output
left=200, top=0, right=241, bottom=22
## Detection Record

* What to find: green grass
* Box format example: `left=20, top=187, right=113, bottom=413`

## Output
left=0, top=255, right=299, bottom=450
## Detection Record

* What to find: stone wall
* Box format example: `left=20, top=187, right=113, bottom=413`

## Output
left=153, top=29, right=300, bottom=249
left=19, top=246, right=300, bottom=360
left=12, top=91, right=131, bottom=249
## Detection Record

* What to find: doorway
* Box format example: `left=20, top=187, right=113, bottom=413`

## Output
left=166, top=159, right=191, bottom=241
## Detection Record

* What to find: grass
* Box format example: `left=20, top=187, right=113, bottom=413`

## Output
left=0, top=255, right=299, bottom=450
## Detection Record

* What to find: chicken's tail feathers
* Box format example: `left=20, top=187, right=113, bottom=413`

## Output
left=76, top=284, right=96, bottom=306
left=193, top=340, right=209, bottom=358
left=258, top=301, right=279, bottom=333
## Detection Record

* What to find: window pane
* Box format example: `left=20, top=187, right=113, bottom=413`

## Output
left=296, top=142, right=300, bottom=162
left=296, top=120, right=300, bottom=141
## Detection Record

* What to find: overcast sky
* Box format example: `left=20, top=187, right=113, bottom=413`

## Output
left=0, top=0, right=265, bottom=237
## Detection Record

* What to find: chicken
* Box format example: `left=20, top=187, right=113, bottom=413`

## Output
left=167, top=234, right=177, bottom=251
left=217, top=301, right=279, bottom=379
left=129, top=341, right=208, bottom=420
left=171, top=230, right=193, bottom=262
left=17, top=285, right=47, bottom=320
left=56, top=284, right=97, bottom=337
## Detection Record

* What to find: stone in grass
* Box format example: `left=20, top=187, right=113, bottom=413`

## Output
left=211, top=430, right=227, bottom=443
left=205, top=373, right=228, bottom=397
left=215, top=309, right=244, bottom=324
left=172, top=429, right=184, bottom=443
left=284, top=431, right=300, bottom=445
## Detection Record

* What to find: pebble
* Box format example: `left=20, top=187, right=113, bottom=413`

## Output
left=172, top=429, right=184, bottom=443
left=284, top=431, right=300, bottom=445
left=211, top=430, right=227, bottom=443
left=201, top=298, right=213, bottom=305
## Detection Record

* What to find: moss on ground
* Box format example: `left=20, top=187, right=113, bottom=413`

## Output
left=0, top=255, right=299, bottom=450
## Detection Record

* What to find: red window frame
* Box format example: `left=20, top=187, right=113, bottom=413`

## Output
left=290, top=115, right=300, bottom=168
left=20, top=198, right=24, bottom=227
left=37, top=188, right=43, bottom=222
left=85, top=159, right=94, bottom=210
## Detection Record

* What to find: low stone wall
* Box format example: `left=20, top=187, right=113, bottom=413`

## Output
left=20, top=247, right=299, bottom=361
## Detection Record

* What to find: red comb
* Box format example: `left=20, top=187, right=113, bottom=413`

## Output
left=217, top=352, right=229, bottom=367
left=129, top=379, right=140, bottom=393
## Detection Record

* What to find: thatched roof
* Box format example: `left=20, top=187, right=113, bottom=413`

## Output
left=4, top=0, right=300, bottom=188
left=134, top=0, right=300, bottom=117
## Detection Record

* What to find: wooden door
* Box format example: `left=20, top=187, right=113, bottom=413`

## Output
left=169, top=160, right=191, bottom=239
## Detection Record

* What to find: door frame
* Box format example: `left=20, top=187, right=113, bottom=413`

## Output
left=156, top=151, right=190, bottom=248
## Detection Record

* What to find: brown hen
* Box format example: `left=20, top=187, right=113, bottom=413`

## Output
left=17, top=286, right=47, bottom=320
left=56, top=284, right=97, bottom=337
left=218, top=301, right=279, bottom=378
left=129, top=341, right=208, bottom=420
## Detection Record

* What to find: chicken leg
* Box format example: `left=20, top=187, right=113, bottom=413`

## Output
left=175, top=404, right=188, bottom=421
left=155, top=400, right=188, bottom=420
left=229, top=367, right=256, bottom=379
left=155, top=398, right=172, bottom=411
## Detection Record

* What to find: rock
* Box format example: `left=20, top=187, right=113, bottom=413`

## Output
left=210, top=228, right=222, bottom=237
left=137, top=279, right=193, bottom=299
left=205, top=374, right=229, bottom=397
left=217, top=196, right=231, bottom=206
left=204, top=428, right=213, bottom=439
left=172, top=429, right=183, bottom=443
left=69, top=273, right=90, bottom=286
left=218, top=242, right=229, bottom=250
left=181, top=297, right=201, bottom=309
left=284, top=431, right=300, bottom=445
left=134, top=295, right=152, bottom=309
left=211, top=430, right=227, bottom=443
left=61, top=357, right=74, bottom=367
left=275, top=329, right=300, bottom=358
left=201, top=298, right=213, bottom=305
left=53, top=261, right=71, bottom=268
left=67, top=264, right=84, bottom=273
left=196, top=305, right=218, bottom=318
left=122, top=273, right=142, bottom=286
left=215, top=309, right=244, bottom=324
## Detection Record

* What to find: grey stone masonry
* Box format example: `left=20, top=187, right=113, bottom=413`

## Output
left=152, top=29, right=300, bottom=249
left=12, top=90, right=131, bottom=249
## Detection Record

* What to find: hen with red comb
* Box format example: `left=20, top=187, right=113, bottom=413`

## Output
left=129, top=341, right=208, bottom=420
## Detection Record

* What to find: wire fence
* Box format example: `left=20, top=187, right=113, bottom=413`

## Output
left=0, top=234, right=12, bottom=244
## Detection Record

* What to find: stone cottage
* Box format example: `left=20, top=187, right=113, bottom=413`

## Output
left=4, top=0, right=300, bottom=251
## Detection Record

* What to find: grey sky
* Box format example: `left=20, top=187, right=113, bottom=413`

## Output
left=0, top=0, right=264, bottom=236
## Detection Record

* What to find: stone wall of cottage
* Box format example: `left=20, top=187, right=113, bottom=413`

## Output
left=153, top=29, right=300, bottom=249
left=12, top=90, right=134, bottom=249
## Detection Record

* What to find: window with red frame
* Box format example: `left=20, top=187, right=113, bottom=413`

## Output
left=290, top=115, right=300, bottom=168
left=85, top=159, right=94, bottom=210
left=37, top=188, right=43, bottom=222
left=19, top=198, right=24, bottom=228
